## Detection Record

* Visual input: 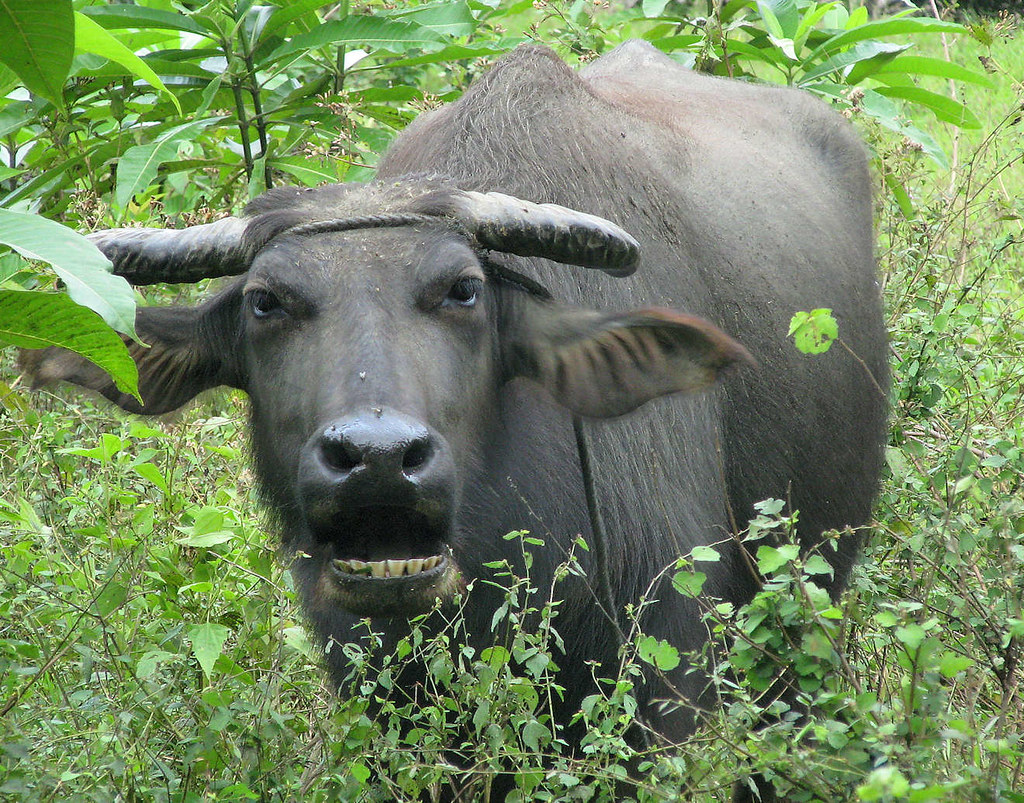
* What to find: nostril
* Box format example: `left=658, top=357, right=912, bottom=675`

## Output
left=402, top=438, right=432, bottom=473
left=320, top=427, right=362, bottom=473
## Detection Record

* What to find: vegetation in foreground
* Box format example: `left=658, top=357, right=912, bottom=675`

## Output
left=1, top=1, right=1023, bottom=800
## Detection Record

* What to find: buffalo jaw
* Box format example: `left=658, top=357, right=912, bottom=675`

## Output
left=327, top=549, right=465, bottom=619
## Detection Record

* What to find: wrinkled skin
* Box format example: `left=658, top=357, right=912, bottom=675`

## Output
left=22, top=41, right=889, bottom=802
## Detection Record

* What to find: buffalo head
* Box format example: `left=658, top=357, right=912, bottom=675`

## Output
left=22, top=180, right=750, bottom=621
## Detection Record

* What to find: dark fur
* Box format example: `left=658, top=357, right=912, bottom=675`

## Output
left=24, top=41, right=888, bottom=800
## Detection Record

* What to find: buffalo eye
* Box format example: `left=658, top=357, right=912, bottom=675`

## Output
left=246, top=288, right=284, bottom=319
left=444, top=277, right=482, bottom=308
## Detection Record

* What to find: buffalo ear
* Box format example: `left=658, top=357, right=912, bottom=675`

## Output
left=20, top=291, right=244, bottom=416
left=502, top=297, right=753, bottom=418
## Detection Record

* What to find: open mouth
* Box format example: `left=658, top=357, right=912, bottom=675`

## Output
left=316, top=506, right=463, bottom=617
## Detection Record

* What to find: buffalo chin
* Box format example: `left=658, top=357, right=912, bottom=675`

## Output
left=327, top=552, right=464, bottom=618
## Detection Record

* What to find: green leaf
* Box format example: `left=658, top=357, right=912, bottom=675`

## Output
left=809, top=17, right=965, bottom=63
left=521, top=719, right=550, bottom=752
left=259, top=0, right=328, bottom=43
left=0, top=209, right=137, bottom=340
left=869, top=54, right=994, bottom=88
left=0, top=0, right=73, bottom=106
left=788, top=308, right=838, bottom=354
left=803, top=554, right=835, bottom=577
left=74, top=12, right=181, bottom=113
left=80, top=5, right=206, bottom=36
left=756, top=544, right=800, bottom=574
left=0, top=289, right=139, bottom=400
left=637, top=635, right=681, bottom=671
left=855, top=87, right=949, bottom=167
left=874, top=85, right=980, bottom=129
left=642, top=0, right=671, bottom=16
left=800, top=40, right=908, bottom=85
left=391, top=2, right=476, bottom=38
left=360, top=42, right=503, bottom=71
left=672, top=569, right=706, bottom=597
left=188, top=623, right=230, bottom=678
left=275, top=157, right=342, bottom=187
left=938, top=652, right=974, bottom=678
left=690, top=545, right=721, bottom=562
left=115, top=118, right=218, bottom=209
left=266, top=16, right=444, bottom=64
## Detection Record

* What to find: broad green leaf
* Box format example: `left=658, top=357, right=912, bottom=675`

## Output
left=188, top=622, right=230, bottom=678
left=0, top=0, right=74, bottom=106
left=0, top=209, right=137, bottom=339
left=74, top=12, right=181, bottom=112
left=672, top=570, right=706, bottom=598
left=637, top=635, right=681, bottom=672
left=809, top=17, right=964, bottom=63
left=391, top=1, right=476, bottom=37
left=874, top=85, right=981, bottom=129
left=259, top=0, right=327, bottom=43
left=794, top=1, right=840, bottom=53
left=266, top=16, right=445, bottom=64
left=756, top=544, right=800, bottom=574
left=803, top=554, right=835, bottom=577
left=855, top=88, right=948, bottom=167
left=800, top=40, right=908, bottom=85
left=80, top=4, right=206, bottom=35
left=0, top=289, right=139, bottom=400
left=115, top=118, right=218, bottom=209
left=690, top=545, right=721, bottom=562
left=275, top=158, right=342, bottom=186
left=870, top=55, right=994, bottom=87
left=788, top=308, right=838, bottom=354
left=642, top=0, right=671, bottom=16
left=356, top=42, right=504, bottom=71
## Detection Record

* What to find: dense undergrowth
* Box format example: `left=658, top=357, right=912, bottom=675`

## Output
left=1, top=1, right=1023, bottom=801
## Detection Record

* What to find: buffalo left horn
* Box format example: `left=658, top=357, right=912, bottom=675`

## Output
left=414, top=190, right=640, bottom=277
left=87, top=216, right=250, bottom=285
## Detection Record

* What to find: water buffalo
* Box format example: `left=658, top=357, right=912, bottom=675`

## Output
left=23, top=40, right=888, bottom=799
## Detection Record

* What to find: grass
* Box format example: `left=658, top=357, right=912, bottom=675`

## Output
left=1, top=8, right=1023, bottom=803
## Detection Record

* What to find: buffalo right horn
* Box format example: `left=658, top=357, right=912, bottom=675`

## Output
left=88, top=216, right=250, bottom=285
left=413, top=190, right=640, bottom=277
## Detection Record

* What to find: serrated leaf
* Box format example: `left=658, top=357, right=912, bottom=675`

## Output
left=803, top=554, right=834, bottom=577
left=188, top=622, right=230, bottom=678
left=637, top=635, right=681, bottom=671
left=0, top=209, right=137, bottom=339
left=690, top=545, right=721, bottom=562
left=0, top=289, right=139, bottom=400
left=0, top=0, right=73, bottom=106
left=74, top=12, right=180, bottom=113
left=756, top=544, right=800, bottom=574
left=521, top=719, right=549, bottom=751
left=939, top=653, right=973, bottom=678
left=672, top=569, right=706, bottom=597
left=115, top=118, right=217, bottom=209
left=789, top=308, right=838, bottom=354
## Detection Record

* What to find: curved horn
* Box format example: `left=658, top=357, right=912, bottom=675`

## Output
left=415, top=190, right=640, bottom=277
left=88, top=216, right=250, bottom=285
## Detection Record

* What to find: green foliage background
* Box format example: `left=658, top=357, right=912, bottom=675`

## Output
left=0, top=1, right=1022, bottom=800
